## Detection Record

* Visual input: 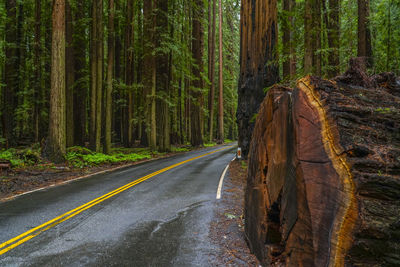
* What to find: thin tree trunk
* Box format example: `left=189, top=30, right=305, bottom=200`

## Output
left=208, top=0, right=216, bottom=143
left=327, top=0, right=340, bottom=77
left=73, top=0, right=88, bottom=146
left=95, top=0, right=103, bottom=152
left=105, top=0, right=115, bottom=154
left=190, top=0, right=204, bottom=147
left=304, top=0, right=321, bottom=75
left=282, top=0, right=291, bottom=78
left=208, top=0, right=212, bottom=136
left=90, top=0, right=98, bottom=150
left=357, top=0, right=372, bottom=69
left=314, top=0, right=321, bottom=76
left=66, top=0, right=75, bottom=147
left=217, top=0, right=224, bottom=144
left=156, top=0, right=170, bottom=152
left=143, top=0, right=157, bottom=150
left=15, top=2, right=23, bottom=139
left=386, top=0, right=391, bottom=70
left=90, top=0, right=103, bottom=152
left=3, top=0, right=17, bottom=147
left=289, top=0, right=296, bottom=77
left=33, top=0, right=41, bottom=143
left=124, top=0, right=134, bottom=147
left=45, top=0, right=66, bottom=162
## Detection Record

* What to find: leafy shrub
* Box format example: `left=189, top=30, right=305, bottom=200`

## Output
left=0, top=148, right=40, bottom=168
left=66, top=147, right=152, bottom=168
left=0, top=149, right=24, bottom=167
left=171, top=146, right=190, bottom=152
left=204, top=142, right=217, bottom=147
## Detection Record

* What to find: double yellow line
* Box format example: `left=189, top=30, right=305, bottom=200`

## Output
left=0, top=145, right=233, bottom=256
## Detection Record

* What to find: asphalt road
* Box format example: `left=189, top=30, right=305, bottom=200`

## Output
left=0, top=144, right=237, bottom=266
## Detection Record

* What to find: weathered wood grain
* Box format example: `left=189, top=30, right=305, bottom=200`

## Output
left=245, top=65, right=400, bottom=266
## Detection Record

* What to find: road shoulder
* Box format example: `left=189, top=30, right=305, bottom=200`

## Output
left=209, top=159, right=259, bottom=266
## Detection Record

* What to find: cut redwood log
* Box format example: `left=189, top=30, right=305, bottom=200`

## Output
left=245, top=63, right=400, bottom=266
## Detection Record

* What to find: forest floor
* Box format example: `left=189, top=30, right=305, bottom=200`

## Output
left=210, top=159, right=260, bottom=266
left=0, top=144, right=224, bottom=202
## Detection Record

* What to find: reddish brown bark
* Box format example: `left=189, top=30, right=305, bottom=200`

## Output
left=45, top=0, right=66, bottom=162
left=304, top=0, right=321, bottom=75
left=237, top=0, right=279, bottom=158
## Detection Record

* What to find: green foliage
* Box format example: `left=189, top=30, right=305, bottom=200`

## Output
left=204, top=142, right=217, bottom=147
left=65, top=147, right=152, bottom=168
left=0, top=148, right=41, bottom=168
left=171, top=146, right=190, bottom=152
left=0, top=149, right=24, bottom=167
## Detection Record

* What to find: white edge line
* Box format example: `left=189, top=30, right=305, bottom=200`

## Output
left=216, top=157, right=236, bottom=199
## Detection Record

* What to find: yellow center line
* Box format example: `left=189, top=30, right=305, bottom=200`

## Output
left=0, top=145, right=233, bottom=256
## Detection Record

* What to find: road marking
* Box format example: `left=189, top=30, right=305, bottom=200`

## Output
left=216, top=157, right=235, bottom=199
left=0, top=145, right=233, bottom=256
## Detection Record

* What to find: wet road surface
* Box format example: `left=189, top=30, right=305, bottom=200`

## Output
left=0, top=144, right=236, bottom=266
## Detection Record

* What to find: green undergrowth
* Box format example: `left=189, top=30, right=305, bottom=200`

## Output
left=66, top=145, right=192, bottom=168
left=0, top=148, right=41, bottom=168
left=66, top=146, right=154, bottom=168
left=204, top=142, right=217, bottom=147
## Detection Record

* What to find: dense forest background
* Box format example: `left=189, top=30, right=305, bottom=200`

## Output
left=0, top=0, right=399, bottom=162
left=0, top=0, right=240, bottom=162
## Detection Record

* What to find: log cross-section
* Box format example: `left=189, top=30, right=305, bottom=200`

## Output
left=245, top=66, right=400, bottom=266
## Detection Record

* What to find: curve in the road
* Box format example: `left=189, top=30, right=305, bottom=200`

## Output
left=0, top=145, right=233, bottom=256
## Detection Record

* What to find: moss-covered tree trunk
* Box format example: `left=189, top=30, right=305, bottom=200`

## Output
left=45, top=0, right=66, bottom=163
left=237, top=0, right=279, bottom=158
